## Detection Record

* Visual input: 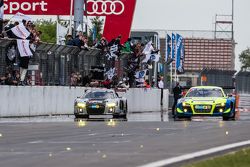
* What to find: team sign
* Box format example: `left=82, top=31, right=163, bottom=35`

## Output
left=3, top=0, right=136, bottom=43
left=3, top=0, right=129, bottom=16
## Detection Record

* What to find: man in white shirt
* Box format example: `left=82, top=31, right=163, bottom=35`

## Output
left=158, top=77, right=164, bottom=105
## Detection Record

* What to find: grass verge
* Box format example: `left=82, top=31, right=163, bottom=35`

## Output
left=183, top=147, right=250, bottom=167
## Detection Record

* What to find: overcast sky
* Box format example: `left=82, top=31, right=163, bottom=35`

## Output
left=132, top=0, right=250, bottom=71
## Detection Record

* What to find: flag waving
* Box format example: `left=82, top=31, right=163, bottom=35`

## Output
left=176, top=34, right=185, bottom=73
left=171, top=33, right=176, bottom=59
left=143, top=41, right=154, bottom=55
left=135, top=70, right=147, bottom=79
left=11, top=23, right=31, bottom=39
left=17, top=39, right=33, bottom=57
left=166, top=34, right=172, bottom=64
left=11, top=12, right=32, bottom=22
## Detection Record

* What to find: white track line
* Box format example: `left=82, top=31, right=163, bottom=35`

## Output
left=138, top=140, right=250, bottom=167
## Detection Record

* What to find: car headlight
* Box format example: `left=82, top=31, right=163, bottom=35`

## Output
left=216, top=103, right=225, bottom=107
left=107, top=103, right=116, bottom=108
left=182, top=102, right=190, bottom=107
left=77, top=103, right=86, bottom=108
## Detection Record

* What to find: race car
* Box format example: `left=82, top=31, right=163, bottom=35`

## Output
left=74, top=89, right=128, bottom=119
left=176, top=86, right=236, bottom=120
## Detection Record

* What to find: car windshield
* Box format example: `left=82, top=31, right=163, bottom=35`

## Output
left=186, top=88, right=224, bottom=97
left=84, top=91, right=114, bottom=99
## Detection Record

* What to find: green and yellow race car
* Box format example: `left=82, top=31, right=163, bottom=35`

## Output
left=176, top=86, right=236, bottom=121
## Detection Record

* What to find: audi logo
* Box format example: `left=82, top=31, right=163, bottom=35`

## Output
left=87, top=0, right=125, bottom=15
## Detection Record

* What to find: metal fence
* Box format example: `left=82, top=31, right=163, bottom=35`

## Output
left=196, top=69, right=250, bottom=94
left=0, top=39, right=104, bottom=86
left=198, top=69, right=236, bottom=87
left=235, top=71, right=250, bottom=94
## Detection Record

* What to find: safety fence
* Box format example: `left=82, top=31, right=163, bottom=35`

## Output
left=235, top=71, right=250, bottom=94
left=198, top=69, right=236, bottom=87
left=197, top=69, right=250, bottom=94
left=0, top=39, right=105, bottom=85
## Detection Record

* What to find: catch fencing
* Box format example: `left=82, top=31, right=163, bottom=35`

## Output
left=0, top=38, right=105, bottom=86
left=235, top=71, right=250, bottom=94
left=197, top=69, right=250, bottom=94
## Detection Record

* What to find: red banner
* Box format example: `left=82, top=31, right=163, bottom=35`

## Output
left=3, top=0, right=136, bottom=43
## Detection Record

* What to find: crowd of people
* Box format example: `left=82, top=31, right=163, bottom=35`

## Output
left=66, top=33, right=164, bottom=90
left=0, top=18, right=42, bottom=86
left=0, top=17, right=163, bottom=89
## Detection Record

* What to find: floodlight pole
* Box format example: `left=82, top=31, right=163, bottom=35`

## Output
left=74, top=0, right=84, bottom=37
left=69, top=0, right=74, bottom=36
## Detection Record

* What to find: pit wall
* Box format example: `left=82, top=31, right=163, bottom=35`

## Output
left=0, top=86, right=169, bottom=117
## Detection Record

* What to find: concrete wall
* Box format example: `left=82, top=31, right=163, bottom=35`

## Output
left=0, top=86, right=169, bottom=117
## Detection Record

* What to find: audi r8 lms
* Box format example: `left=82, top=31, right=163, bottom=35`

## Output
left=176, top=86, right=236, bottom=121
left=74, top=89, right=127, bottom=119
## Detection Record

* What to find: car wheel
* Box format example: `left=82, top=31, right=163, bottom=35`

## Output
left=223, top=117, right=230, bottom=121
left=113, top=114, right=127, bottom=119
left=75, top=114, right=89, bottom=119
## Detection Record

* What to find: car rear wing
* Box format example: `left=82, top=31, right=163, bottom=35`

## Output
left=180, top=86, right=235, bottom=90
left=220, top=86, right=235, bottom=90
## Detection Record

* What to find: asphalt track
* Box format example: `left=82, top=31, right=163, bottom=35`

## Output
left=0, top=111, right=250, bottom=167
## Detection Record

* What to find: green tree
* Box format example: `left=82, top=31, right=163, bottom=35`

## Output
left=88, top=16, right=104, bottom=46
left=35, top=20, right=56, bottom=43
left=239, top=48, right=250, bottom=70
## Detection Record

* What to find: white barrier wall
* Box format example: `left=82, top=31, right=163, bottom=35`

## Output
left=0, top=86, right=169, bottom=117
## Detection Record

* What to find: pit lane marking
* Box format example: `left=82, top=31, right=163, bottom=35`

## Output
left=138, top=140, right=250, bottom=167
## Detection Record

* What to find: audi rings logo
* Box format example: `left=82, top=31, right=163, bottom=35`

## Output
left=87, top=0, right=125, bottom=15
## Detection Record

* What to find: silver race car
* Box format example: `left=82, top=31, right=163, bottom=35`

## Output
left=74, top=89, right=128, bottom=119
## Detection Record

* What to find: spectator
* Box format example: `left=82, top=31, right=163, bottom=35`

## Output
left=144, top=79, right=151, bottom=88
left=76, top=72, right=82, bottom=86
left=82, top=73, right=92, bottom=87
left=4, top=72, right=14, bottom=85
left=158, top=76, right=164, bottom=105
left=95, top=37, right=108, bottom=51
left=122, top=38, right=132, bottom=53
left=172, top=82, right=182, bottom=117
left=70, top=72, right=77, bottom=87
left=102, top=78, right=112, bottom=89
left=12, top=70, right=20, bottom=86
left=72, top=35, right=85, bottom=48
left=66, top=34, right=74, bottom=46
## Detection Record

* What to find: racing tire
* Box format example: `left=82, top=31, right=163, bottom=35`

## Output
left=113, top=114, right=127, bottom=119
left=174, top=116, right=191, bottom=121
left=75, top=114, right=89, bottom=119
left=223, top=117, right=230, bottom=121
left=223, top=111, right=236, bottom=121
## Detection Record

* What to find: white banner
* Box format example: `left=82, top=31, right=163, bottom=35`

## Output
left=150, top=54, right=160, bottom=62
left=17, top=39, right=33, bottom=57
left=105, top=68, right=116, bottom=80
left=142, top=41, right=154, bottom=55
left=57, top=22, right=68, bottom=45
left=134, top=70, right=147, bottom=79
left=142, top=54, right=160, bottom=63
left=11, top=23, right=30, bottom=39
left=11, top=12, right=32, bottom=22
